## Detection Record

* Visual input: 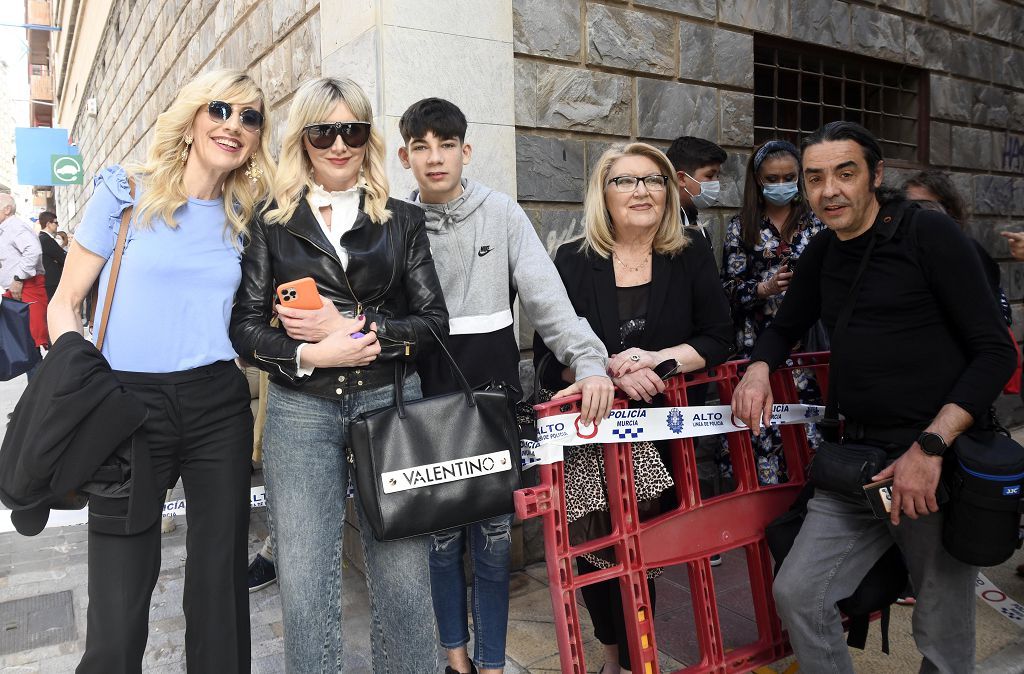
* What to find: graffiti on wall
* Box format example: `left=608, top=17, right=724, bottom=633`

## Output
left=1004, top=134, right=1024, bottom=173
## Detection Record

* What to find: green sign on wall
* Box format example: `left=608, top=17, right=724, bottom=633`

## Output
left=50, top=155, right=83, bottom=185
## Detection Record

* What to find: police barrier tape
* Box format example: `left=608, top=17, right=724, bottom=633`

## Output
left=976, top=572, right=1024, bottom=628
left=522, top=403, right=827, bottom=469
left=0, top=404, right=820, bottom=534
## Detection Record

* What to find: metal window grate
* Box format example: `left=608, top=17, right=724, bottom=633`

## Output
left=754, top=40, right=924, bottom=163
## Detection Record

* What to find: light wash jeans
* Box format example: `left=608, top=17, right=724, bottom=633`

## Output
left=429, top=514, right=513, bottom=669
left=262, top=377, right=439, bottom=673
left=773, top=489, right=978, bottom=674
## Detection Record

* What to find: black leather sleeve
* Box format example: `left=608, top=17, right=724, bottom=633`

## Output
left=229, top=215, right=305, bottom=380
left=367, top=208, right=449, bottom=362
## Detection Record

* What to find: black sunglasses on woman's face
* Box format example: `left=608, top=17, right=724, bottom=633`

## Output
left=303, top=122, right=372, bottom=150
left=207, top=101, right=264, bottom=133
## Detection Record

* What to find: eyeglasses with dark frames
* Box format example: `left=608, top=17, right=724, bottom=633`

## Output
left=607, top=174, right=670, bottom=193
left=303, top=122, right=372, bottom=150
left=207, top=101, right=264, bottom=133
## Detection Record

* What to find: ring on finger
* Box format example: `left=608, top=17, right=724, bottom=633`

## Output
left=629, top=354, right=641, bottom=362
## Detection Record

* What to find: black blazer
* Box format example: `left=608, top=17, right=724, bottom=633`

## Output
left=39, top=231, right=66, bottom=296
left=534, top=235, right=734, bottom=389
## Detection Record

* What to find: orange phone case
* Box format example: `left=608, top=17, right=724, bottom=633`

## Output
left=276, top=277, right=323, bottom=310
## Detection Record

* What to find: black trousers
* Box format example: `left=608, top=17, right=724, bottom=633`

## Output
left=577, top=556, right=658, bottom=670
left=77, top=361, right=253, bottom=674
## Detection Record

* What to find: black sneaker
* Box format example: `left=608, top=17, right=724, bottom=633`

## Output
left=247, top=553, right=277, bottom=592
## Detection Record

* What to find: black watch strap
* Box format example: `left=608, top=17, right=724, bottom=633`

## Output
left=917, top=431, right=948, bottom=457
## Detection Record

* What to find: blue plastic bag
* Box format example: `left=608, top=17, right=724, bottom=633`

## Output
left=0, top=298, right=42, bottom=381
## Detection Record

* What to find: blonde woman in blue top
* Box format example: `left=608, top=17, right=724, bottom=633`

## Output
left=47, top=69, right=274, bottom=674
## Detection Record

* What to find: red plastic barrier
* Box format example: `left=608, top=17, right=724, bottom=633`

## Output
left=514, top=354, right=832, bottom=674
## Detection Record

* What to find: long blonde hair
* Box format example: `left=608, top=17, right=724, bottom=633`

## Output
left=582, top=142, right=689, bottom=258
left=265, top=77, right=391, bottom=225
left=125, top=69, right=274, bottom=239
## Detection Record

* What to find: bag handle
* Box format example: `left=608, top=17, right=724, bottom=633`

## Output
left=393, top=322, right=475, bottom=418
left=91, top=178, right=135, bottom=352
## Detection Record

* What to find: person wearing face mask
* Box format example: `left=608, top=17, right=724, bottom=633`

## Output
left=719, top=140, right=825, bottom=485
left=665, top=136, right=727, bottom=245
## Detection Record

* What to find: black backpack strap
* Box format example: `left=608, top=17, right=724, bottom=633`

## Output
left=820, top=233, right=877, bottom=440
left=846, top=614, right=869, bottom=651
left=844, top=606, right=891, bottom=654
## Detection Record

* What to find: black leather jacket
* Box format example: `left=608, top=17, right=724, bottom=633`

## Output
left=230, top=193, right=449, bottom=399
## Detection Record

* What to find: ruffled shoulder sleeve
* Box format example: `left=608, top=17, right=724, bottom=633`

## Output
left=74, top=165, right=137, bottom=260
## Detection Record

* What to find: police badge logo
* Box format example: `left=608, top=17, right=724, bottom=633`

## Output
left=666, top=408, right=685, bottom=434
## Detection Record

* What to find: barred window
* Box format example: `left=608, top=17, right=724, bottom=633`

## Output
left=754, top=38, right=926, bottom=163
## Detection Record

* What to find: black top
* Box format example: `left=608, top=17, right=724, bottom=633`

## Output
left=38, top=231, right=66, bottom=292
left=617, top=282, right=650, bottom=349
left=750, top=199, right=1016, bottom=428
left=535, top=234, right=734, bottom=390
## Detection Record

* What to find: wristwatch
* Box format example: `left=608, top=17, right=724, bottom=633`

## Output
left=654, top=358, right=681, bottom=381
left=917, top=431, right=948, bottom=457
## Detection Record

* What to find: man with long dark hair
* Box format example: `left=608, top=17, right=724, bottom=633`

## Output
left=732, top=121, right=1015, bottom=673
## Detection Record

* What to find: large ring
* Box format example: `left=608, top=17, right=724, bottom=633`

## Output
left=629, top=354, right=641, bottom=362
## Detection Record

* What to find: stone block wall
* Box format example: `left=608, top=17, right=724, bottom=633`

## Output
left=512, top=0, right=1024, bottom=285
left=513, top=0, right=1024, bottom=421
left=55, top=0, right=321, bottom=227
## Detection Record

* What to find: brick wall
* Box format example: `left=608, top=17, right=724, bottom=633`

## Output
left=56, top=0, right=321, bottom=227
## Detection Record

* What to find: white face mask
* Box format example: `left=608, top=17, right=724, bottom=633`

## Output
left=684, top=173, right=721, bottom=210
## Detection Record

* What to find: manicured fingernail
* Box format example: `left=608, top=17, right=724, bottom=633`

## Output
left=357, top=314, right=365, bottom=321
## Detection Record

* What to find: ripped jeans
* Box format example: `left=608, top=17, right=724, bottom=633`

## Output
left=428, top=514, right=513, bottom=669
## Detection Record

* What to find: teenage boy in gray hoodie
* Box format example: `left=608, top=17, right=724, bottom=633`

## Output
left=399, top=98, right=614, bottom=674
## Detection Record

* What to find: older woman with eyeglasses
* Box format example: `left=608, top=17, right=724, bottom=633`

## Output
left=534, top=142, right=733, bottom=674
left=230, top=77, right=447, bottom=673
left=47, top=69, right=273, bottom=673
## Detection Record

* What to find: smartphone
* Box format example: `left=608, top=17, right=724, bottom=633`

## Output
left=863, top=477, right=894, bottom=519
left=276, top=277, right=323, bottom=310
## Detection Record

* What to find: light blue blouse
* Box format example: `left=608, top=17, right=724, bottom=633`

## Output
left=75, top=165, right=241, bottom=372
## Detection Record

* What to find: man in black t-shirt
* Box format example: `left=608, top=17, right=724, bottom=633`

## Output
left=732, top=121, right=1015, bottom=673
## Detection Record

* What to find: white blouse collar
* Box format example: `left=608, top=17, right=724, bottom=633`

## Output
left=308, top=182, right=362, bottom=210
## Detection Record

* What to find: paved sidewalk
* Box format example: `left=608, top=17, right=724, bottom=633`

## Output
left=3, top=373, right=1024, bottom=672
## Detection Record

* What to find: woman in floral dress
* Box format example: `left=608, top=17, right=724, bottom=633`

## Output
left=720, top=140, right=825, bottom=485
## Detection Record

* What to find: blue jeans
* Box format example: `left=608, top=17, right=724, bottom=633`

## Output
left=429, top=514, right=513, bottom=669
left=773, top=489, right=977, bottom=674
left=262, top=376, right=439, bottom=673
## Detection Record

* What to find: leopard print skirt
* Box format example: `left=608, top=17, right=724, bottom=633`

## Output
left=564, top=440, right=674, bottom=577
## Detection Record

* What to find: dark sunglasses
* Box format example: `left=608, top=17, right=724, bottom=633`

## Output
left=303, top=122, right=372, bottom=150
left=207, top=101, right=264, bottom=133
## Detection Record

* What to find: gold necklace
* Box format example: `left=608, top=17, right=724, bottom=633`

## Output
left=612, top=250, right=651, bottom=273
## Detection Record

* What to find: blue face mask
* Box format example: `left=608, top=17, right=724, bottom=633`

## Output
left=762, top=181, right=799, bottom=206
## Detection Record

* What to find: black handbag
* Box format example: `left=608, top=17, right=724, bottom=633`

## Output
left=348, top=333, right=522, bottom=541
left=0, top=298, right=41, bottom=381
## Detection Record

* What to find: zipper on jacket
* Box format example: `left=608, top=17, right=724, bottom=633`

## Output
left=378, top=333, right=413, bottom=357
left=444, top=204, right=471, bottom=283
left=288, top=229, right=363, bottom=314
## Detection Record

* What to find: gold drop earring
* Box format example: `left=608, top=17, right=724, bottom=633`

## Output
left=244, top=156, right=263, bottom=184
left=180, top=134, right=193, bottom=163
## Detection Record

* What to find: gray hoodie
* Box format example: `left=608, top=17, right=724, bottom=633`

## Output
left=411, top=179, right=607, bottom=386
